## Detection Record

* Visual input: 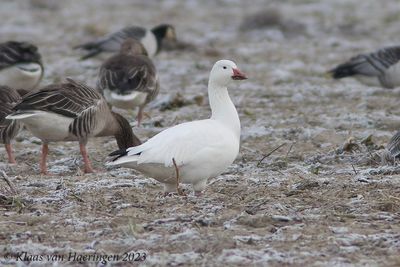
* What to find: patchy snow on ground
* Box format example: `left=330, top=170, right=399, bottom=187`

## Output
left=1, top=0, right=400, bottom=266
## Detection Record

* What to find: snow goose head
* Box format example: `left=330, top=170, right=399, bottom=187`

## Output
left=209, top=60, right=247, bottom=87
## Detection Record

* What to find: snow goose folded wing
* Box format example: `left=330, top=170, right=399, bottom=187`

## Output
left=0, top=86, right=22, bottom=163
left=108, top=60, right=247, bottom=195
left=74, top=24, right=176, bottom=60
left=0, top=41, right=44, bottom=90
left=7, top=78, right=141, bottom=174
left=329, top=46, right=400, bottom=89
left=97, top=38, right=159, bottom=125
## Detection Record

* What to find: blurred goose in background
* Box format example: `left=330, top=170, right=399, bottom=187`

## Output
left=0, top=41, right=44, bottom=90
left=98, top=38, right=159, bottom=125
left=0, top=86, right=22, bottom=164
left=329, top=46, right=400, bottom=89
left=74, top=24, right=176, bottom=60
left=108, top=60, right=247, bottom=195
left=385, top=131, right=400, bottom=160
left=7, top=78, right=141, bottom=174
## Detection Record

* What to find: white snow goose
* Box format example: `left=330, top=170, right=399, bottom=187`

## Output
left=0, top=86, right=22, bottom=163
left=7, top=78, right=141, bottom=174
left=108, top=60, right=247, bottom=195
left=74, top=24, right=176, bottom=60
left=0, top=41, right=44, bottom=90
left=97, top=38, right=159, bottom=125
left=329, top=46, right=400, bottom=89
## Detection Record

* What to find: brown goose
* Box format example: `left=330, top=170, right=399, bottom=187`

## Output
left=0, top=41, right=44, bottom=90
left=97, top=38, right=159, bottom=125
left=7, top=78, right=141, bottom=174
left=0, top=86, right=22, bottom=163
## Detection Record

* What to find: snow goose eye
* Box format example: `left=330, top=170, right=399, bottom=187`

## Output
left=223, top=66, right=227, bottom=69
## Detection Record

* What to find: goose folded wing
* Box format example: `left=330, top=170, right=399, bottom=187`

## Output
left=15, top=78, right=103, bottom=117
left=125, top=121, right=226, bottom=167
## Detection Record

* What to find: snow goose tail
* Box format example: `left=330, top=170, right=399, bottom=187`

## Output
left=97, top=38, right=159, bottom=125
left=7, top=78, right=141, bottom=174
left=0, top=41, right=44, bottom=90
left=329, top=46, right=400, bottom=89
left=108, top=59, right=247, bottom=195
left=74, top=24, right=176, bottom=60
left=0, top=86, right=22, bottom=163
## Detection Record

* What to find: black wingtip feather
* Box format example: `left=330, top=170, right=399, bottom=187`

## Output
left=109, top=148, right=129, bottom=161
left=328, top=63, right=358, bottom=79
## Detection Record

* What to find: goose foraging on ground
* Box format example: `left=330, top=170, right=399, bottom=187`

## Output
left=108, top=60, right=247, bottom=195
left=0, top=41, right=44, bottom=90
left=74, top=24, right=176, bottom=60
left=0, top=86, right=22, bottom=163
left=97, top=38, right=159, bottom=125
left=329, top=46, right=400, bottom=89
left=7, top=78, right=141, bottom=174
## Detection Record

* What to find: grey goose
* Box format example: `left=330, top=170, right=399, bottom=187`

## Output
left=74, top=24, right=176, bottom=60
left=97, top=38, right=159, bottom=125
left=0, top=41, right=44, bottom=90
left=7, top=78, right=141, bottom=174
left=329, top=46, right=400, bottom=89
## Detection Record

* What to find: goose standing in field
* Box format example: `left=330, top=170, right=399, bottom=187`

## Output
left=97, top=38, right=159, bottom=125
left=7, top=79, right=141, bottom=174
left=108, top=60, right=247, bottom=195
left=0, top=41, right=44, bottom=90
left=0, top=86, right=22, bottom=164
left=74, top=24, right=176, bottom=60
left=329, top=46, right=400, bottom=89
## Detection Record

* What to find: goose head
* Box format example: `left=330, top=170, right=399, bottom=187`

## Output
left=151, top=24, right=177, bottom=42
left=209, top=60, right=247, bottom=87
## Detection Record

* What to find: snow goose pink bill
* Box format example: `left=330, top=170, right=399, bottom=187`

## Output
left=108, top=60, right=247, bottom=196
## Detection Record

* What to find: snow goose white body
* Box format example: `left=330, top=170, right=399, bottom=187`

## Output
left=108, top=60, right=247, bottom=194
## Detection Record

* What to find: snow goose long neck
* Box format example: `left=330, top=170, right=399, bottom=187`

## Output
left=208, top=60, right=247, bottom=137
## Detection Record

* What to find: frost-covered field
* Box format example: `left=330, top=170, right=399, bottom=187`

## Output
left=1, top=0, right=400, bottom=266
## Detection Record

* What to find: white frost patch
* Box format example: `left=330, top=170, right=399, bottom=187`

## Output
left=168, top=228, right=200, bottom=242
left=146, top=251, right=200, bottom=266
left=217, top=248, right=287, bottom=265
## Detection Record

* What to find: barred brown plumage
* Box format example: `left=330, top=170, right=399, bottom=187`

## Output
left=97, top=38, right=159, bottom=125
left=8, top=78, right=141, bottom=174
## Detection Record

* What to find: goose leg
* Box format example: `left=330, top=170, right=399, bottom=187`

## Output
left=5, top=144, right=16, bottom=164
left=136, top=105, right=145, bottom=126
left=40, top=143, right=49, bottom=175
left=79, top=143, right=94, bottom=173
